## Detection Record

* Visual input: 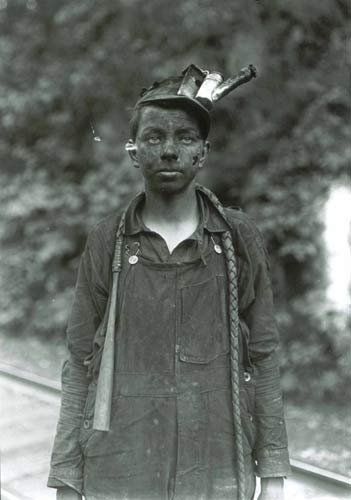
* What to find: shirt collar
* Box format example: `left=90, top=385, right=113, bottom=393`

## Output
left=124, top=189, right=228, bottom=237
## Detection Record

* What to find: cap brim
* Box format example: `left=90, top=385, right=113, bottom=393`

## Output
left=136, top=94, right=211, bottom=138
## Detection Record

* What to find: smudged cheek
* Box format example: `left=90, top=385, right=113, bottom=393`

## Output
left=137, top=147, right=161, bottom=167
left=178, top=147, right=199, bottom=164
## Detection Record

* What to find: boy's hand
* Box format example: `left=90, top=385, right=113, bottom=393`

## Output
left=56, top=486, right=82, bottom=500
left=257, top=477, right=284, bottom=500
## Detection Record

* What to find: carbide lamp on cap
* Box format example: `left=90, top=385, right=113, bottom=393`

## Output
left=126, top=63, right=257, bottom=149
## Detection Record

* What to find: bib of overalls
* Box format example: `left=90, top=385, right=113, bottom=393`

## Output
left=81, top=235, right=256, bottom=500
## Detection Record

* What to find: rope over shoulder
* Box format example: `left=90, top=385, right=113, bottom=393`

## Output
left=112, top=211, right=126, bottom=272
left=196, top=185, right=246, bottom=500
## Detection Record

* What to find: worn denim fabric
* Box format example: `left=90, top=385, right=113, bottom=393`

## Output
left=48, top=188, right=290, bottom=499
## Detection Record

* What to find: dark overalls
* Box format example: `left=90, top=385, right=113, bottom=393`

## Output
left=79, top=194, right=256, bottom=500
left=48, top=188, right=290, bottom=498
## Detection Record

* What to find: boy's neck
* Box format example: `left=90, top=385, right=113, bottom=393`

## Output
left=142, top=185, right=200, bottom=253
left=142, top=184, right=199, bottom=227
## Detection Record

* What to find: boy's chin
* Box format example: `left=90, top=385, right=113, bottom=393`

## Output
left=147, top=178, right=196, bottom=196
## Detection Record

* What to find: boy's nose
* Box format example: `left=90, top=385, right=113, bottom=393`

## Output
left=161, top=140, right=179, bottom=161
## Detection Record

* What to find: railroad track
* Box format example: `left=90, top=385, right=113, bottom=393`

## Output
left=0, top=362, right=350, bottom=500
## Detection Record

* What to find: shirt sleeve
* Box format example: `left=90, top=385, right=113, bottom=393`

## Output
left=47, top=227, right=110, bottom=493
left=236, top=214, right=291, bottom=478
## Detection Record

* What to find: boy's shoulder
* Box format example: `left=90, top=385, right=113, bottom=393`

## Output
left=86, top=211, right=123, bottom=255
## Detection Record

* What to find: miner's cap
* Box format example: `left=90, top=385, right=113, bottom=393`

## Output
left=135, top=65, right=212, bottom=139
left=134, top=63, right=257, bottom=140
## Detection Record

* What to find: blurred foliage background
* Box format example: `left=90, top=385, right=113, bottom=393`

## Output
left=0, top=0, right=350, bottom=403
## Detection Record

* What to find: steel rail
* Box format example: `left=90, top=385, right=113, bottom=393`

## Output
left=0, top=361, right=60, bottom=395
left=1, top=362, right=350, bottom=497
left=1, top=487, right=28, bottom=500
left=290, top=458, right=351, bottom=490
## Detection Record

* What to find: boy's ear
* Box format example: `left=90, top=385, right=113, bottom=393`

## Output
left=125, top=140, right=139, bottom=168
left=199, top=140, right=210, bottom=167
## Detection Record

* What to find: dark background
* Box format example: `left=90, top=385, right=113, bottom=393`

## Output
left=0, top=0, right=350, bottom=409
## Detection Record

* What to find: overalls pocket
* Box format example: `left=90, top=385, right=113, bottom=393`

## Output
left=179, top=274, right=229, bottom=363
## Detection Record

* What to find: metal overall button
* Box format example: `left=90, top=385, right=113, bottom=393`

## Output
left=126, top=242, right=140, bottom=265
left=211, top=235, right=222, bottom=254
left=83, top=419, right=90, bottom=429
left=244, top=371, right=251, bottom=382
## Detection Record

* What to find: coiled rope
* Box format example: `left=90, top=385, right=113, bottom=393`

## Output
left=197, top=185, right=246, bottom=500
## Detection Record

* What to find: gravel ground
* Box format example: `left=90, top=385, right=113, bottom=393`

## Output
left=1, top=331, right=350, bottom=478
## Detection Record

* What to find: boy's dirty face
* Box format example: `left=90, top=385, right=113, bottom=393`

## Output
left=130, top=105, right=209, bottom=195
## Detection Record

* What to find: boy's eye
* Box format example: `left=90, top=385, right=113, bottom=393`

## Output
left=147, top=135, right=161, bottom=145
left=180, top=136, right=194, bottom=144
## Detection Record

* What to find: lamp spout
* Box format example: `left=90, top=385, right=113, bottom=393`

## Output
left=211, top=64, right=257, bottom=103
